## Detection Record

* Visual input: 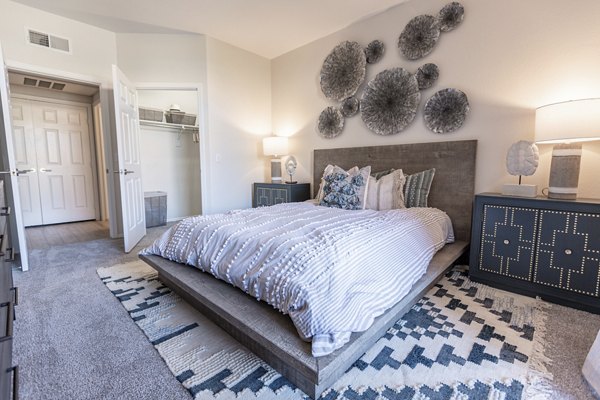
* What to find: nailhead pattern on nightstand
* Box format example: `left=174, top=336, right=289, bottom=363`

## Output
left=470, top=193, right=600, bottom=314
left=252, top=183, right=311, bottom=208
left=534, top=210, right=600, bottom=297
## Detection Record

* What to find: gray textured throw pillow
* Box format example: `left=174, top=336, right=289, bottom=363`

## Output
left=320, top=166, right=371, bottom=210
left=403, top=168, right=435, bottom=208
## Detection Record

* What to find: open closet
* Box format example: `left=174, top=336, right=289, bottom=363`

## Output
left=137, top=89, right=202, bottom=221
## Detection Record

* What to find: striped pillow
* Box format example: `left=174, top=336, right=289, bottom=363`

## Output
left=403, top=168, right=435, bottom=208
left=366, top=169, right=406, bottom=210
left=371, top=168, right=395, bottom=180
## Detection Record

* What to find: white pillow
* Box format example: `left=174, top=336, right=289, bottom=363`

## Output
left=366, top=169, right=406, bottom=210
left=316, top=164, right=359, bottom=203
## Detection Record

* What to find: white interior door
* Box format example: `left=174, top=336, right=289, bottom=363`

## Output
left=0, top=43, right=29, bottom=271
left=10, top=99, right=96, bottom=226
left=112, top=65, right=145, bottom=252
left=10, top=98, right=42, bottom=226
left=33, top=101, right=96, bottom=225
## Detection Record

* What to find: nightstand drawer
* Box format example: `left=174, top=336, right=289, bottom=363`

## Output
left=479, top=204, right=537, bottom=281
left=252, top=183, right=311, bottom=207
left=534, top=210, right=600, bottom=297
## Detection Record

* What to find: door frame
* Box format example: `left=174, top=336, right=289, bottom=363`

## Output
left=136, top=82, right=209, bottom=216
left=4, top=60, right=119, bottom=237
left=11, top=95, right=100, bottom=223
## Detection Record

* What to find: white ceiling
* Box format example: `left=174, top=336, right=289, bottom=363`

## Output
left=13, top=0, right=410, bottom=59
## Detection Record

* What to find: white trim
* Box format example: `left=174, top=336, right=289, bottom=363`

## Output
left=11, top=93, right=92, bottom=107
left=6, top=61, right=99, bottom=85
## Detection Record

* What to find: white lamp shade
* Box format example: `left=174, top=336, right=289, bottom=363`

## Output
left=263, top=136, right=288, bottom=156
left=535, top=98, right=600, bottom=144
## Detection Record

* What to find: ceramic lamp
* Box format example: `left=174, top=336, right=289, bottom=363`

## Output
left=263, top=136, right=288, bottom=183
left=535, top=98, right=600, bottom=199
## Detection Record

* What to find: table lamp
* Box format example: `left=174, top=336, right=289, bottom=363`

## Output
left=535, top=98, right=600, bottom=200
left=263, top=136, right=288, bottom=183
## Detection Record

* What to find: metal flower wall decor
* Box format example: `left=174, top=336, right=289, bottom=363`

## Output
left=398, top=2, right=465, bottom=60
left=340, top=97, right=360, bottom=117
left=318, top=106, right=344, bottom=138
left=365, top=40, right=385, bottom=64
left=423, top=88, right=470, bottom=134
left=315, top=2, right=468, bottom=139
left=319, top=41, right=366, bottom=101
left=360, top=68, right=421, bottom=136
left=416, top=63, right=439, bottom=90
left=438, top=2, right=465, bottom=32
left=398, top=15, right=440, bottom=60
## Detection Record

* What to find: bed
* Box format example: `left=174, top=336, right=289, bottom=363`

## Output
left=139, top=139, right=477, bottom=398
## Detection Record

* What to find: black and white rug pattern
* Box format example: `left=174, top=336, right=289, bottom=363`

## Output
left=98, top=261, right=553, bottom=400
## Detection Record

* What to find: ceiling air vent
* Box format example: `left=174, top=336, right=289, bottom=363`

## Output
left=23, top=77, right=37, bottom=86
left=21, top=76, right=66, bottom=91
left=51, top=82, right=66, bottom=91
left=27, top=29, right=70, bottom=53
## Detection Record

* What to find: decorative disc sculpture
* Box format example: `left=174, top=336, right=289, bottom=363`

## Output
left=360, top=68, right=421, bottom=136
left=364, top=40, right=385, bottom=64
left=502, top=140, right=539, bottom=197
left=317, top=106, right=344, bottom=139
left=319, top=41, right=367, bottom=101
left=438, top=2, right=465, bottom=32
left=416, top=63, right=440, bottom=90
left=507, top=140, right=539, bottom=178
left=398, top=15, right=441, bottom=60
left=340, top=97, right=360, bottom=117
left=423, top=88, right=469, bottom=133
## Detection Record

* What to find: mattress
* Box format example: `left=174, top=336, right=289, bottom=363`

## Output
left=141, top=202, right=454, bottom=356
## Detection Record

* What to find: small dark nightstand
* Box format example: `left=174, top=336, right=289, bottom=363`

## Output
left=469, top=192, right=600, bottom=314
left=252, top=183, right=311, bottom=207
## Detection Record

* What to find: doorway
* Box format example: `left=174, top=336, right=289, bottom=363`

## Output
left=7, top=71, right=108, bottom=230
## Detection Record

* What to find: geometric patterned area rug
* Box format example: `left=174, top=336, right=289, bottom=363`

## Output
left=97, top=261, right=553, bottom=400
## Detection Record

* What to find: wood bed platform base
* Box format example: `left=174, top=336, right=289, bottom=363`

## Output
left=140, top=241, right=468, bottom=399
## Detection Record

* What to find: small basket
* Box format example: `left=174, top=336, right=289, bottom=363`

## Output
left=165, top=110, right=185, bottom=124
left=139, top=107, right=163, bottom=122
left=181, top=114, right=196, bottom=126
left=166, top=111, right=196, bottom=126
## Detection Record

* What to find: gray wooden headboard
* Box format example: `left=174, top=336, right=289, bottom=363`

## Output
left=313, top=140, right=477, bottom=242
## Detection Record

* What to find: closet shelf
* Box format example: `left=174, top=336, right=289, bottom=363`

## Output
left=140, top=120, right=199, bottom=133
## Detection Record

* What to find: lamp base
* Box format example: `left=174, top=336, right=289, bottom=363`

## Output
left=547, top=143, right=581, bottom=200
left=270, top=158, right=282, bottom=183
left=502, top=184, right=537, bottom=198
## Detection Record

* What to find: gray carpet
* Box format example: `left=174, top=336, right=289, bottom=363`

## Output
left=12, top=227, right=600, bottom=399
left=13, top=226, right=191, bottom=400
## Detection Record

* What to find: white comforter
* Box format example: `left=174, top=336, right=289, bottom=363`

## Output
left=141, top=202, right=454, bottom=356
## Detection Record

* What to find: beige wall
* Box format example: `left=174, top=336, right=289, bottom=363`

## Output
left=206, top=37, right=271, bottom=213
left=272, top=0, right=600, bottom=199
left=0, top=3, right=272, bottom=218
left=0, top=0, right=117, bottom=81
